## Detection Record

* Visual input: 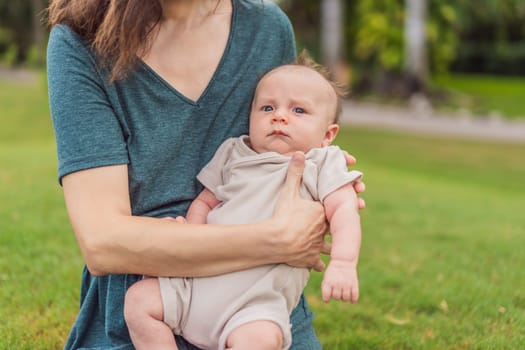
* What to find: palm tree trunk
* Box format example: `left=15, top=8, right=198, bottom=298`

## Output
left=31, top=0, right=46, bottom=64
left=404, top=0, right=428, bottom=91
left=321, top=0, right=348, bottom=83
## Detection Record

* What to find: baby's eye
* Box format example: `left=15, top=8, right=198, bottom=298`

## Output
left=262, top=105, right=274, bottom=112
left=293, top=107, right=305, bottom=114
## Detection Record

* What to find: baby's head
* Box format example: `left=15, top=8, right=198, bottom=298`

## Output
left=249, top=51, right=347, bottom=156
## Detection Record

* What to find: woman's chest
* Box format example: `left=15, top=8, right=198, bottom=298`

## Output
left=141, top=14, right=232, bottom=102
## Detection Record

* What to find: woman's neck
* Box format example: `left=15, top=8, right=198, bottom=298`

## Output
left=161, top=0, right=223, bottom=29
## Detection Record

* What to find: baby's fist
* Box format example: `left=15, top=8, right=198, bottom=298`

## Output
left=321, top=260, right=359, bottom=303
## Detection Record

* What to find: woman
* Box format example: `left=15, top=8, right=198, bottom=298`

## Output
left=47, top=0, right=365, bottom=349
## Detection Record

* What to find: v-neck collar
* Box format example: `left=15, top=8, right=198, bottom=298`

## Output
left=138, top=0, right=237, bottom=106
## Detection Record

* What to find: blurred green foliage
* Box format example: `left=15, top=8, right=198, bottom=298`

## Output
left=352, top=0, right=405, bottom=72
left=1, top=0, right=524, bottom=75
left=281, top=0, right=525, bottom=77
left=0, top=0, right=46, bottom=66
left=452, top=0, right=525, bottom=75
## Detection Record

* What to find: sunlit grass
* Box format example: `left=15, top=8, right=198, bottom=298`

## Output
left=0, top=74, right=53, bottom=142
left=432, top=74, right=525, bottom=118
left=306, top=128, right=525, bottom=349
left=1, top=75, right=524, bottom=349
left=0, top=143, right=81, bottom=349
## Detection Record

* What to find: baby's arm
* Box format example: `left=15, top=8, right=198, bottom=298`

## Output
left=322, top=183, right=361, bottom=303
left=184, top=188, right=221, bottom=224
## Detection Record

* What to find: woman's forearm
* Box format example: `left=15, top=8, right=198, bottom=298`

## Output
left=84, top=214, right=283, bottom=277
left=62, top=164, right=285, bottom=277
left=63, top=155, right=328, bottom=277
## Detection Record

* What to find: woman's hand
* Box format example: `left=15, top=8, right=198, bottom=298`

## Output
left=271, top=152, right=330, bottom=272
left=343, top=151, right=366, bottom=209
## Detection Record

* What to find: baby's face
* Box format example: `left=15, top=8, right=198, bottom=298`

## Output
left=249, top=65, right=339, bottom=156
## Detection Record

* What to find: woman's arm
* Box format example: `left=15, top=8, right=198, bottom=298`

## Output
left=62, top=153, right=328, bottom=277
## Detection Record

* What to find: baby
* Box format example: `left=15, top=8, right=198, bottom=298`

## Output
left=124, top=52, right=363, bottom=350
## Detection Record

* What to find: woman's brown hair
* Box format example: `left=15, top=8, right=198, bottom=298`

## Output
left=47, top=0, right=163, bottom=81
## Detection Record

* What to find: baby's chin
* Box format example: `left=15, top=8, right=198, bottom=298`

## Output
left=258, top=146, right=301, bottom=157
left=251, top=142, right=294, bottom=156
left=251, top=137, right=314, bottom=156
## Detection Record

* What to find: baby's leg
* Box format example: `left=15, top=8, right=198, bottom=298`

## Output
left=226, top=320, right=283, bottom=350
left=124, top=278, right=178, bottom=350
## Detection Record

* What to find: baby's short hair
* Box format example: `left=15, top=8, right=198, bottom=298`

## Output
left=290, top=49, right=348, bottom=123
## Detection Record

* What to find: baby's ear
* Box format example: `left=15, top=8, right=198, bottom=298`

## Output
left=322, top=124, right=340, bottom=146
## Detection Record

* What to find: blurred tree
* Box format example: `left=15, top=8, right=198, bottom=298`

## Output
left=0, top=0, right=47, bottom=66
left=281, top=0, right=459, bottom=97
left=30, top=0, right=47, bottom=65
left=277, top=0, right=321, bottom=57
left=321, top=0, right=349, bottom=84
left=351, top=0, right=459, bottom=96
left=321, top=0, right=343, bottom=67
left=404, top=0, right=428, bottom=91
left=452, top=0, right=525, bottom=75
left=1, top=0, right=523, bottom=75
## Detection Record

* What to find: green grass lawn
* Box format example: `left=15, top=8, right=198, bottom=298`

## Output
left=1, top=77, right=82, bottom=349
left=1, top=77, right=524, bottom=349
left=432, top=74, right=525, bottom=119
left=311, top=128, right=525, bottom=349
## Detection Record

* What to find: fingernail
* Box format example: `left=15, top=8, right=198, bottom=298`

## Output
left=291, top=151, right=304, bottom=162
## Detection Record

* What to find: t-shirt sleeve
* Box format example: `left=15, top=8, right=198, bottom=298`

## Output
left=196, top=138, right=236, bottom=194
left=274, top=4, right=297, bottom=63
left=47, top=25, right=129, bottom=184
left=316, top=146, right=363, bottom=202
left=259, top=1, right=297, bottom=64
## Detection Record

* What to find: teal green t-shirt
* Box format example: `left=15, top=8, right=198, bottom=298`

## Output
left=47, top=1, right=321, bottom=349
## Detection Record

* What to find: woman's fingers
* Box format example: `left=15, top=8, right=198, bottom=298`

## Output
left=321, top=240, right=332, bottom=255
left=354, top=180, right=365, bottom=193
left=274, top=151, right=330, bottom=270
left=343, top=151, right=366, bottom=207
left=343, top=150, right=356, bottom=166
left=273, top=151, right=305, bottom=220
left=312, top=259, right=325, bottom=273
left=279, top=151, right=306, bottom=202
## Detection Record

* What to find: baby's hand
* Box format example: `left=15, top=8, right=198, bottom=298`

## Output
left=161, top=216, right=187, bottom=224
left=174, top=216, right=187, bottom=224
left=321, top=259, right=359, bottom=303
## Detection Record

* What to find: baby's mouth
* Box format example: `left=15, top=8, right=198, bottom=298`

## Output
left=269, top=129, right=288, bottom=137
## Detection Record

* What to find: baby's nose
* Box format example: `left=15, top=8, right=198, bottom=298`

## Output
left=271, top=112, right=288, bottom=124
